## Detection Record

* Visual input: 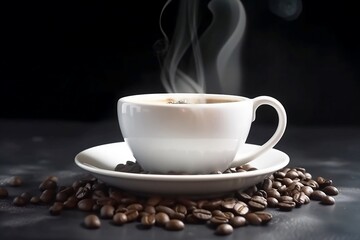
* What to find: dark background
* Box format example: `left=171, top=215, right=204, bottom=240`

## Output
left=1, top=0, right=359, bottom=125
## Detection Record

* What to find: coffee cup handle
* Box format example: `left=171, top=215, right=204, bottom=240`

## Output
left=229, top=96, right=287, bottom=168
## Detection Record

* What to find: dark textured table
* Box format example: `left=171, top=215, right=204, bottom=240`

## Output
left=1, top=119, right=359, bottom=240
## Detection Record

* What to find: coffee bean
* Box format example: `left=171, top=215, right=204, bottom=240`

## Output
left=245, top=213, right=262, bottom=225
left=279, top=196, right=293, bottom=202
left=301, top=186, right=314, bottom=196
left=320, top=196, right=335, bottom=205
left=285, top=170, right=299, bottom=179
left=40, top=189, right=56, bottom=204
left=272, top=181, right=282, bottom=189
left=96, top=197, right=117, bottom=207
left=155, top=205, right=175, bottom=218
left=63, top=196, right=78, bottom=209
left=316, top=176, right=332, bottom=188
left=100, top=205, right=115, bottom=219
left=165, top=219, right=185, bottom=231
left=255, top=211, right=272, bottom=224
left=146, top=196, right=162, bottom=206
left=49, top=202, right=63, bottom=215
left=282, top=177, right=293, bottom=186
left=174, top=204, right=188, bottom=215
left=8, top=176, right=23, bottom=187
left=84, top=214, right=101, bottom=229
left=236, top=192, right=251, bottom=203
left=76, top=184, right=91, bottom=199
left=39, top=179, right=57, bottom=191
left=322, top=186, right=339, bottom=196
left=267, top=197, right=279, bottom=208
left=192, top=209, right=212, bottom=221
left=221, top=198, right=237, bottom=210
left=113, top=213, right=128, bottom=225
left=127, top=203, right=143, bottom=211
left=261, top=178, right=273, bottom=191
left=155, top=212, right=170, bottom=226
left=203, top=199, right=222, bottom=211
left=273, top=171, right=286, bottom=178
left=278, top=200, right=296, bottom=211
left=20, top=192, right=32, bottom=202
left=177, top=198, right=197, bottom=209
left=141, top=214, right=156, bottom=227
left=293, top=192, right=310, bottom=206
left=215, top=223, right=233, bottom=235
left=30, top=196, right=41, bottom=204
left=210, top=216, right=229, bottom=225
left=0, top=187, right=8, bottom=198
left=144, top=205, right=156, bottom=214
left=233, top=201, right=249, bottom=215
left=125, top=209, right=139, bottom=222
left=303, top=179, right=319, bottom=189
left=78, top=198, right=94, bottom=211
left=310, top=190, right=327, bottom=201
left=248, top=196, right=267, bottom=211
left=13, top=196, right=27, bottom=206
left=229, top=216, right=246, bottom=228
left=266, top=188, right=281, bottom=199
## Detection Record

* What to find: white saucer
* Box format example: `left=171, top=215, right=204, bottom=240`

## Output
left=75, top=142, right=289, bottom=196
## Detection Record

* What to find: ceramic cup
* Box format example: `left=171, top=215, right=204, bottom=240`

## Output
left=118, top=93, right=287, bottom=174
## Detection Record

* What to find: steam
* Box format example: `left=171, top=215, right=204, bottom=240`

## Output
left=268, top=0, right=302, bottom=21
left=155, top=0, right=246, bottom=94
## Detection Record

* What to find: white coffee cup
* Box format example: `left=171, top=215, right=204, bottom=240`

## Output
left=118, top=93, right=286, bottom=174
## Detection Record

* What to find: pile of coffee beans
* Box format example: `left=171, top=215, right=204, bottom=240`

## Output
left=0, top=166, right=338, bottom=236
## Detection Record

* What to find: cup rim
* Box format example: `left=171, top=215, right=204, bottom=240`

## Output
left=118, top=93, right=249, bottom=106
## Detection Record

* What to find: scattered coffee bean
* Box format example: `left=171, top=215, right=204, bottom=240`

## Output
left=229, top=216, right=246, bottom=228
left=0, top=187, right=9, bottom=198
left=100, top=205, right=115, bottom=219
left=7, top=176, right=23, bottom=187
left=2, top=165, right=338, bottom=236
left=320, top=196, right=335, bottom=205
left=84, top=214, right=101, bottom=229
left=215, top=223, right=233, bottom=235
left=49, top=202, right=63, bottom=215
left=13, top=196, right=27, bottom=206
left=310, top=190, right=327, bottom=201
left=165, top=219, right=185, bottom=231
left=113, top=212, right=128, bottom=225
left=155, top=212, right=170, bottom=226
left=322, top=186, right=339, bottom=196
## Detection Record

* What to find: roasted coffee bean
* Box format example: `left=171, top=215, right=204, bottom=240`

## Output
left=39, top=179, right=57, bottom=191
left=165, top=219, right=185, bottom=231
left=316, top=176, right=332, bottom=188
left=236, top=192, right=251, bottom=203
left=310, top=190, right=327, bottom=201
left=278, top=200, right=296, bottom=211
left=261, top=178, right=273, bottom=191
left=155, top=205, right=175, bottom=218
left=273, top=171, right=286, bottom=179
left=76, top=184, right=91, bottom=199
left=320, top=196, right=335, bottom=205
left=304, top=172, right=312, bottom=180
left=282, top=178, right=293, bottom=186
left=8, top=176, right=23, bottom=187
left=56, top=191, right=69, bottom=202
left=248, top=196, right=267, bottom=211
left=113, top=212, right=128, bottom=225
left=303, top=179, right=319, bottom=189
left=301, top=186, right=314, bottom=196
left=84, top=214, right=101, bottom=229
left=141, top=214, right=156, bottom=227
left=223, top=211, right=235, bottom=220
left=267, top=188, right=281, bottom=199
left=285, top=170, right=299, bottom=179
left=272, top=181, right=282, bottom=189
left=177, top=198, right=197, bottom=209
left=13, top=196, right=27, bottom=206
left=30, top=196, right=40, bottom=204
left=49, top=202, right=63, bottom=215
left=267, top=197, right=279, bottom=208
left=92, top=190, right=107, bottom=200
left=174, top=204, right=188, bottom=215
left=255, top=211, right=272, bottom=224
left=159, top=198, right=176, bottom=207
left=215, top=223, right=233, bottom=235
left=229, top=216, right=246, bottom=228
left=125, top=210, right=139, bottom=222
left=322, top=186, right=339, bottom=196
left=192, top=209, right=212, bottom=221
left=96, top=197, right=117, bottom=207
left=212, top=210, right=226, bottom=217
left=20, top=192, right=32, bottom=202
left=287, top=182, right=303, bottom=194
left=127, top=203, right=143, bottom=211
left=78, top=198, right=95, bottom=211
left=146, top=196, right=162, bottom=206
left=210, top=216, right=229, bottom=225
left=40, top=189, right=56, bottom=203
left=155, top=212, right=170, bottom=226
left=120, top=195, right=138, bottom=205
left=0, top=187, right=8, bottom=198
left=100, top=205, right=115, bottom=219
left=245, top=213, right=262, bottom=225
left=293, top=192, right=310, bottom=206
left=221, top=198, right=237, bottom=210
left=63, top=196, right=78, bottom=209
left=233, top=201, right=249, bottom=215
left=244, top=185, right=257, bottom=196
left=203, top=199, right=222, bottom=211
left=279, top=196, right=293, bottom=202
left=144, top=205, right=156, bottom=214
